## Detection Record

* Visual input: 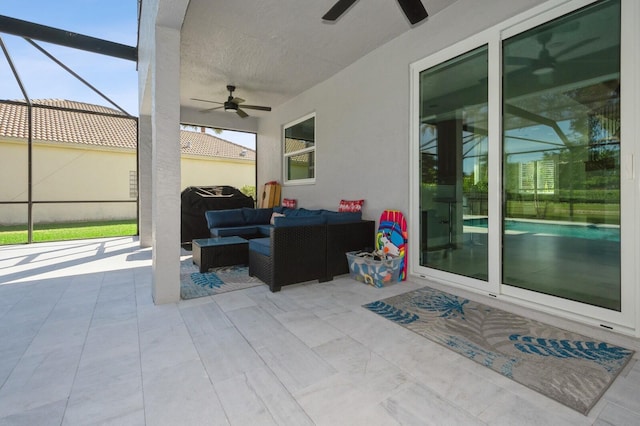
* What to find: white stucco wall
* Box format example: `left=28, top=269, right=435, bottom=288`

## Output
left=257, top=0, right=547, bottom=222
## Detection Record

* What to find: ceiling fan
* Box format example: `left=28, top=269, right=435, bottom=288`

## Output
left=191, top=85, right=272, bottom=118
left=323, top=0, right=428, bottom=25
left=506, top=31, right=598, bottom=77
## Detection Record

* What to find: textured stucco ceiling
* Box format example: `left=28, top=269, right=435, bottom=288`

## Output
left=180, top=0, right=458, bottom=118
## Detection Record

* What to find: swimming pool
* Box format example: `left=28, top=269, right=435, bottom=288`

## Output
left=463, top=217, right=620, bottom=242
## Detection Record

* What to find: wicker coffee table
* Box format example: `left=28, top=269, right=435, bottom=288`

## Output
left=192, top=236, right=249, bottom=273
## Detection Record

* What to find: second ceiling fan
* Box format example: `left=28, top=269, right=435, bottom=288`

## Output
left=506, top=31, right=598, bottom=78
left=192, top=85, right=271, bottom=118
left=323, top=0, right=428, bottom=25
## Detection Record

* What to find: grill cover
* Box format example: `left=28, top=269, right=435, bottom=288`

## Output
left=181, top=186, right=254, bottom=243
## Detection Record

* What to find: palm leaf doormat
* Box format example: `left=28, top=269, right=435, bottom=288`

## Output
left=180, top=259, right=263, bottom=300
left=363, top=287, right=634, bottom=414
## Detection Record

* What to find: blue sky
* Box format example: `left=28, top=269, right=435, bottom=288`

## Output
left=0, top=1, right=256, bottom=149
left=0, top=1, right=138, bottom=114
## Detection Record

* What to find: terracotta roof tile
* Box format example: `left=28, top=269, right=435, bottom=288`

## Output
left=0, top=99, right=255, bottom=161
left=180, top=131, right=256, bottom=160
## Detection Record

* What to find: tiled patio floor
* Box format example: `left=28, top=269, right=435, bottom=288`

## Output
left=0, top=237, right=639, bottom=425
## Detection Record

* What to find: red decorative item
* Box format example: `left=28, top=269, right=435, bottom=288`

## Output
left=282, top=198, right=297, bottom=208
left=339, top=199, right=364, bottom=212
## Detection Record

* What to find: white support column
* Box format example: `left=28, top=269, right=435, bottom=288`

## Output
left=138, top=113, right=152, bottom=248
left=150, top=25, right=181, bottom=304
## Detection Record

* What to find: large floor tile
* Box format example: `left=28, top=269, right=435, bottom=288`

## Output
left=142, top=359, right=228, bottom=426
left=594, top=402, right=640, bottom=426
left=381, top=380, right=485, bottom=426
left=0, top=345, right=83, bottom=418
left=63, top=374, right=144, bottom=426
left=0, top=399, right=67, bottom=426
left=1, top=237, right=639, bottom=425
left=192, top=325, right=266, bottom=383
left=274, top=309, right=346, bottom=348
left=226, top=305, right=337, bottom=394
left=215, top=369, right=284, bottom=426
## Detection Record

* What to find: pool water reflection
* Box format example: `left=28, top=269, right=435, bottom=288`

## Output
left=464, top=218, right=620, bottom=242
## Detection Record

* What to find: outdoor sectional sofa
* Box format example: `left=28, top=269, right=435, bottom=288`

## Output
left=204, top=207, right=375, bottom=292
left=205, top=206, right=275, bottom=239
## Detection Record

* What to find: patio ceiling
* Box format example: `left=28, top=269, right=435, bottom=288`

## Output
left=179, top=0, right=458, bottom=118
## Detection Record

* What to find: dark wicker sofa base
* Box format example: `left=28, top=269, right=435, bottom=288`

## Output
left=249, top=220, right=375, bottom=292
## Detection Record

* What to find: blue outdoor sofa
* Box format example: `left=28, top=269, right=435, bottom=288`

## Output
left=204, top=207, right=375, bottom=292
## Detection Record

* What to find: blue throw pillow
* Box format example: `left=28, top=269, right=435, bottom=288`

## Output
left=273, top=215, right=326, bottom=228
left=205, top=208, right=245, bottom=228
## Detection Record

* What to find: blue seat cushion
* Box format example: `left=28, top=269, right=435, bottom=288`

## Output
left=210, top=226, right=258, bottom=237
left=249, top=237, right=271, bottom=257
left=256, top=224, right=272, bottom=236
left=205, top=208, right=245, bottom=228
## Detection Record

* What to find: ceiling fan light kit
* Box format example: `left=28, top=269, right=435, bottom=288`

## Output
left=532, top=65, right=555, bottom=76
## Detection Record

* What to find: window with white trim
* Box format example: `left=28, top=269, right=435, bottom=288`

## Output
left=283, top=113, right=315, bottom=184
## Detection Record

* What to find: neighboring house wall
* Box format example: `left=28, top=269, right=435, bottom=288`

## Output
left=0, top=139, right=28, bottom=202
left=0, top=139, right=137, bottom=224
left=0, top=101, right=256, bottom=225
left=0, top=138, right=255, bottom=224
left=181, top=155, right=255, bottom=190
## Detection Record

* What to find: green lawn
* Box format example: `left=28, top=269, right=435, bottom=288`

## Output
left=506, top=201, right=620, bottom=224
left=0, top=220, right=138, bottom=245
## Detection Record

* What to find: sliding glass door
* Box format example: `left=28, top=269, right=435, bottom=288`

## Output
left=418, top=46, right=489, bottom=281
left=412, top=0, right=630, bottom=323
left=502, top=0, right=621, bottom=310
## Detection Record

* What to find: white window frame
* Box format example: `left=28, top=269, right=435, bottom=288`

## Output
left=283, top=112, right=316, bottom=185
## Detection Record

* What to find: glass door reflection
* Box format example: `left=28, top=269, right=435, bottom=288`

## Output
left=502, top=0, right=621, bottom=310
left=419, top=45, right=489, bottom=281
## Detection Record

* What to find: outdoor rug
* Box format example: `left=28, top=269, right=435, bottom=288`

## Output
left=180, top=259, right=263, bottom=300
left=363, top=286, right=634, bottom=414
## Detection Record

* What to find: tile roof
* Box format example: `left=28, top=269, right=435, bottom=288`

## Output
left=0, top=99, right=255, bottom=161
left=179, top=131, right=255, bottom=160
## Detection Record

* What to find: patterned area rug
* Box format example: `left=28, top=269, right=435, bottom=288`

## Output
left=364, top=286, right=634, bottom=415
left=180, top=259, right=264, bottom=299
